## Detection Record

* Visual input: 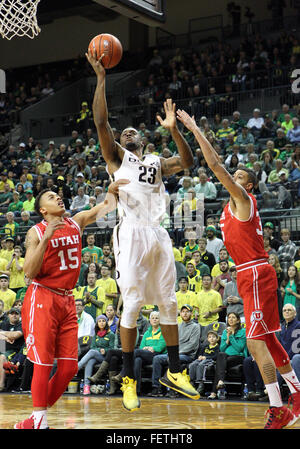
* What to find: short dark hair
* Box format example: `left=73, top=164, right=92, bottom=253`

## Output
left=237, top=166, right=257, bottom=188
left=34, top=189, right=52, bottom=216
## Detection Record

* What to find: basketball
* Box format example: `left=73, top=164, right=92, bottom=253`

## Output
left=88, top=33, right=123, bottom=69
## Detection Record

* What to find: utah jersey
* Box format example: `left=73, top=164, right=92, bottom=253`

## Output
left=112, top=149, right=166, bottom=225
left=219, top=193, right=269, bottom=266
left=32, top=217, right=82, bottom=290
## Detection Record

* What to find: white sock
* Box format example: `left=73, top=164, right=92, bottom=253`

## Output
left=281, top=369, right=300, bottom=394
left=32, top=410, right=48, bottom=429
left=265, top=382, right=283, bottom=408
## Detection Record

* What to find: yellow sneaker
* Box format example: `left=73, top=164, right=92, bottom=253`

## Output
left=159, top=369, right=200, bottom=400
left=120, top=376, right=141, bottom=412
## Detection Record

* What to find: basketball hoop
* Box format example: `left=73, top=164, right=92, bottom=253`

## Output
left=0, top=0, right=41, bottom=40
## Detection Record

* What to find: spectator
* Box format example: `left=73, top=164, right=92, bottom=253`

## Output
left=212, top=260, right=232, bottom=300
left=186, top=260, right=202, bottom=294
left=82, top=272, right=106, bottom=320
left=175, top=277, right=198, bottom=322
left=267, top=159, right=289, bottom=184
left=269, top=253, right=284, bottom=286
left=134, top=311, right=167, bottom=395
left=205, top=225, right=224, bottom=262
left=176, top=177, right=193, bottom=202
left=0, top=237, right=14, bottom=262
left=191, top=250, right=210, bottom=277
left=246, top=108, right=264, bottom=136
left=208, top=312, right=247, bottom=399
left=263, top=221, right=281, bottom=251
left=280, top=265, right=300, bottom=315
left=6, top=246, right=25, bottom=292
left=281, top=114, right=294, bottom=135
left=36, top=154, right=52, bottom=176
left=77, top=314, right=115, bottom=395
left=0, top=183, right=13, bottom=208
left=189, top=330, right=220, bottom=395
left=197, top=237, right=216, bottom=271
left=215, top=119, right=235, bottom=143
left=287, top=117, right=300, bottom=144
left=150, top=305, right=200, bottom=397
left=7, top=191, right=23, bottom=215
left=0, top=307, right=24, bottom=391
left=16, top=275, right=32, bottom=302
left=105, top=304, right=119, bottom=334
left=82, top=233, right=103, bottom=264
left=0, top=274, right=16, bottom=311
left=2, top=212, right=19, bottom=238
left=194, top=172, right=217, bottom=200
left=19, top=211, right=35, bottom=232
left=70, top=186, right=89, bottom=213
left=96, top=265, right=118, bottom=311
left=196, top=274, right=223, bottom=326
left=181, top=230, right=199, bottom=262
left=211, top=247, right=235, bottom=278
left=22, top=189, right=35, bottom=213
left=223, top=265, right=245, bottom=321
left=277, top=228, right=298, bottom=275
left=75, top=298, right=95, bottom=341
left=235, top=125, right=255, bottom=149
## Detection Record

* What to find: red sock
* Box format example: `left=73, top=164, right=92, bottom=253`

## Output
left=47, top=359, right=78, bottom=407
left=31, top=364, right=52, bottom=408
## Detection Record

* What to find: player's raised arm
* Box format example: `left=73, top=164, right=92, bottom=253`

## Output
left=157, top=99, right=194, bottom=176
left=86, top=50, right=123, bottom=170
left=72, top=179, right=129, bottom=230
left=176, top=109, right=250, bottom=204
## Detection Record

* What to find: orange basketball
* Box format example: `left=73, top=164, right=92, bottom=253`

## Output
left=88, top=33, right=123, bottom=69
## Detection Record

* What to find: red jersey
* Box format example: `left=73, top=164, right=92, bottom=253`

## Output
left=219, top=193, right=269, bottom=266
left=32, top=217, right=82, bottom=290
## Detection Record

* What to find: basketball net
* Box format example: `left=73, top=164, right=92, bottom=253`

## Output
left=0, top=0, right=41, bottom=40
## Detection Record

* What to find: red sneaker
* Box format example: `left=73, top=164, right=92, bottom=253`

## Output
left=264, top=406, right=295, bottom=429
left=14, top=417, right=34, bottom=429
left=288, top=391, right=300, bottom=421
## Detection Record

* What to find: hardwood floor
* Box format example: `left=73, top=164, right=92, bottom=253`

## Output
left=0, top=393, right=299, bottom=430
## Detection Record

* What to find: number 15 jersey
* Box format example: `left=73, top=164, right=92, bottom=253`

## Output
left=112, top=149, right=166, bottom=226
left=32, top=217, right=82, bottom=290
left=219, top=193, right=269, bottom=266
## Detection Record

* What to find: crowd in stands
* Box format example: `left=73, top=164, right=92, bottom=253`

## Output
left=1, top=21, right=300, bottom=402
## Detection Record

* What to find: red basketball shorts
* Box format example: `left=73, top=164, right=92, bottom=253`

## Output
left=236, top=261, right=280, bottom=339
left=22, top=283, right=78, bottom=366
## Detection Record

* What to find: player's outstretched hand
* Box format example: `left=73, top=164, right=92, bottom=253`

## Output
left=44, top=219, right=65, bottom=241
left=104, top=179, right=130, bottom=213
left=156, top=99, right=177, bottom=130
left=108, top=178, right=130, bottom=196
left=85, top=49, right=106, bottom=80
left=176, top=109, right=197, bottom=132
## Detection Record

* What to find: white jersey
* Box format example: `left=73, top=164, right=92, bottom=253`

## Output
left=112, top=149, right=166, bottom=225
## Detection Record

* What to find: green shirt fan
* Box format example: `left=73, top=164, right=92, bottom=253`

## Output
left=0, top=0, right=41, bottom=40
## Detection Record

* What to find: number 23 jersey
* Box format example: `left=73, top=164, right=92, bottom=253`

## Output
left=112, top=149, right=166, bottom=225
left=219, top=193, right=269, bottom=266
left=32, top=217, right=82, bottom=290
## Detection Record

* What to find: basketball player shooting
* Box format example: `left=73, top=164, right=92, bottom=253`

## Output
left=14, top=179, right=128, bottom=429
left=86, top=49, right=200, bottom=412
left=176, top=109, right=300, bottom=429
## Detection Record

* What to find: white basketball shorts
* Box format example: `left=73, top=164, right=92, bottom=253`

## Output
left=113, top=220, right=178, bottom=328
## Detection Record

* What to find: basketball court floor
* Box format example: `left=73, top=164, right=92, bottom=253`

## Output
left=1, top=393, right=299, bottom=430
